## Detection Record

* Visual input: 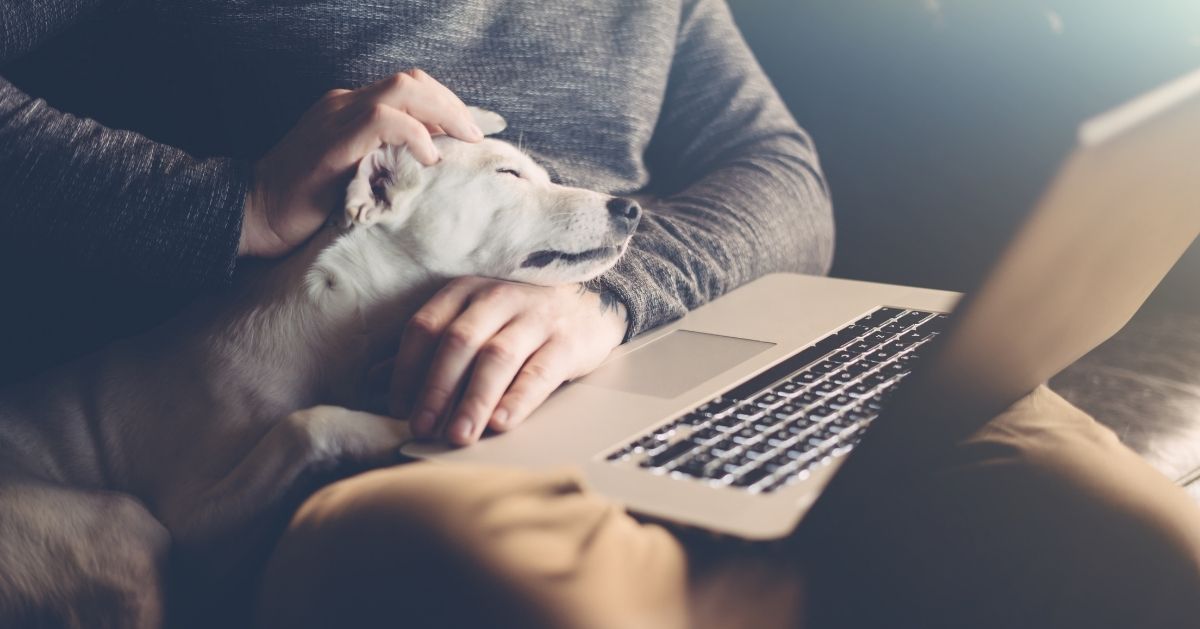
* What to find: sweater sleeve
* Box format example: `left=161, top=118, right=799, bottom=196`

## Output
left=1, top=1, right=249, bottom=286
left=596, top=0, right=835, bottom=340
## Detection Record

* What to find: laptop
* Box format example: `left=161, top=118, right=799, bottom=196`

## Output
left=403, top=67, right=1200, bottom=540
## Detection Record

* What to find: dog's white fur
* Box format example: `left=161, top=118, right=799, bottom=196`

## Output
left=0, top=108, right=638, bottom=628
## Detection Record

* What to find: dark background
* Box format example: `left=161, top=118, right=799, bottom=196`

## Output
left=727, top=0, right=1200, bottom=308
left=3, top=1, right=1199, bottom=383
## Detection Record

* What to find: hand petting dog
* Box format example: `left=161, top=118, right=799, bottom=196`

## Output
left=393, top=277, right=629, bottom=446
left=240, top=69, right=484, bottom=258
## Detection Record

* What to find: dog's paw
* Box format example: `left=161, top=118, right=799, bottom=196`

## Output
left=469, top=106, right=507, bottom=136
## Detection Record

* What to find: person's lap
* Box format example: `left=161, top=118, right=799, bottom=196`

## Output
left=254, top=387, right=1200, bottom=629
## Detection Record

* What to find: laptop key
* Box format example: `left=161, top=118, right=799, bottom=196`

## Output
left=810, top=361, right=839, bottom=374
left=829, top=351, right=856, bottom=364
left=793, top=371, right=820, bottom=384
left=698, top=396, right=738, bottom=415
left=734, top=466, right=772, bottom=488
left=606, top=447, right=633, bottom=461
left=846, top=382, right=874, bottom=398
left=710, top=438, right=739, bottom=456
left=753, top=393, right=782, bottom=407
left=813, top=381, right=839, bottom=395
left=714, top=415, right=742, bottom=429
left=828, top=370, right=856, bottom=384
left=878, top=362, right=909, bottom=378
left=734, top=407, right=765, bottom=422
left=732, top=428, right=761, bottom=445
left=675, top=459, right=709, bottom=478
left=843, top=361, right=872, bottom=376
left=775, top=381, right=803, bottom=396
left=866, top=332, right=892, bottom=345
left=896, top=312, right=929, bottom=328
left=828, top=395, right=855, bottom=409
left=846, top=341, right=873, bottom=353
left=791, top=391, right=823, bottom=406
left=766, top=433, right=794, bottom=448
left=808, top=405, right=837, bottom=420
left=642, top=440, right=698, bottom=468
left=751, top=418, right=779, bottom=432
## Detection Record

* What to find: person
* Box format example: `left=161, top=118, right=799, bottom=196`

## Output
left=3, top=2, right=1199, bottom=628
left=0, top=0, right=831, bottom=447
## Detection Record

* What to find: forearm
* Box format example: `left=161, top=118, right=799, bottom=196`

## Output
left=598, top=0, right=834, bottom=340
left=599, top=135, right=833, bottom=339
left=0, top=76, right=250, bottom=285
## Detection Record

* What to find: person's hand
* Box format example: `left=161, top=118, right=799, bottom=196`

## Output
left=239, top=69, right=484, bottom=258
left=392, top=278, right=629, bottom=446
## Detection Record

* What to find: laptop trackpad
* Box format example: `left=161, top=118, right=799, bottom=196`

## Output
left=581, top=330, right=774, bottom=399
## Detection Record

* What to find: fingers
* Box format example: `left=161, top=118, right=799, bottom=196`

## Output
left=349, top=103, right=441, bottom=165
left=407, top=284, right=524, bottom=438
left=359, top=70, right=483, bottom=144
left=490, top=340, right=575, bottom=435
left=390, top=278, right=481, bottom=418
left=444, top=319, right=551, bottom=446
left=395, top=280, right=622, bottom=448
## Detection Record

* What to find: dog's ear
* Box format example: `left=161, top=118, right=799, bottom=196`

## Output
left=344, top=144, right=424, bottom=228
left=468, top=106, right=507, bottom=136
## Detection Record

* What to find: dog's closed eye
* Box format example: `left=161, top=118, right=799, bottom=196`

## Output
left=496, top=167, right=523, bottom=179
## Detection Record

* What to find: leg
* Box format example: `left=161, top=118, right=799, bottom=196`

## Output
left=800, top=386, right=1200, bottom=628
left=161, top=406, right=413, bottom=550
left=0, top=480, right=169, bottom=629
left=255, top=463, right=690, bottom=629
left=159, top=406, right=411, bottom=626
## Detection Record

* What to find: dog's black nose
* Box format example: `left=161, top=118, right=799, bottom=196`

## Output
left=607, top=197, right=641, bottom=220
left=606, top=197, right=642, bottom=232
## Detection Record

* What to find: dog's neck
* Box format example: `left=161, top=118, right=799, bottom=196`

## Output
left=205, top=223, right=446, bottom=412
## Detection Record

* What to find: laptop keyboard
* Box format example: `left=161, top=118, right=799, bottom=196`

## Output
left=603, top=307, right=947, bottom=494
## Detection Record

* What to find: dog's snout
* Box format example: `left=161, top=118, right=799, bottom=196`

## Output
left=607, top=197, right=641, bottom=221
left=607, top=197, right=641, bottom=235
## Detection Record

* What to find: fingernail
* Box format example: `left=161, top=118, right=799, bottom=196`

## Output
left=452, top=416, right=475, bottom=443
left=414, top=409, right=437, bottom=436
left=491, top=408, right=509, bottom=428
left=470, top=124, right=484, bottom=141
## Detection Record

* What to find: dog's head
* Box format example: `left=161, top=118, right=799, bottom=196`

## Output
left=343, top=108, right=640, bottom=285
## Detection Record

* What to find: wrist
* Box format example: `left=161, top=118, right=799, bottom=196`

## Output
left=238, top=165, right=287, bottom=257
left=581, top=282, right=630, bottom=344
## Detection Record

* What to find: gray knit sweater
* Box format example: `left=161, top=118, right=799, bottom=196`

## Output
left=0, top=0, right=833, bottom=341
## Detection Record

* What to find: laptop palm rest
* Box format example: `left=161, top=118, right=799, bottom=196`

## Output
left=579, top=330, right=774, bottom=399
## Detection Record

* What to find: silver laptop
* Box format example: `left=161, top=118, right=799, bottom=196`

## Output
left=403, top=67, right=1200, bottom=540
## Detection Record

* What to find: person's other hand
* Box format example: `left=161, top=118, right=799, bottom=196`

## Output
left=392, top=278, right=628, bottom=447
left=239, top=69, right=484, bottom=258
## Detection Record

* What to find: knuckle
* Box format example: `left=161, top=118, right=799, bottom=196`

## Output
left=363, top=102, right=390, bottom=124
left=405, top=68, right=430, bottom=81
left=480, top=340, right=517, bottom=364
left=387, top=72, right=412, bottom=89
left=479, top=282, right=516, bottom=303
left=406, top=313, right=441, bottom=339
left=519, top=362, right=558, bottom=386
left=444, top=324, right=481, bottom=350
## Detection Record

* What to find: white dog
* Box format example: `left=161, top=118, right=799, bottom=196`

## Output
left=0, top=108, right=640, bottom=628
